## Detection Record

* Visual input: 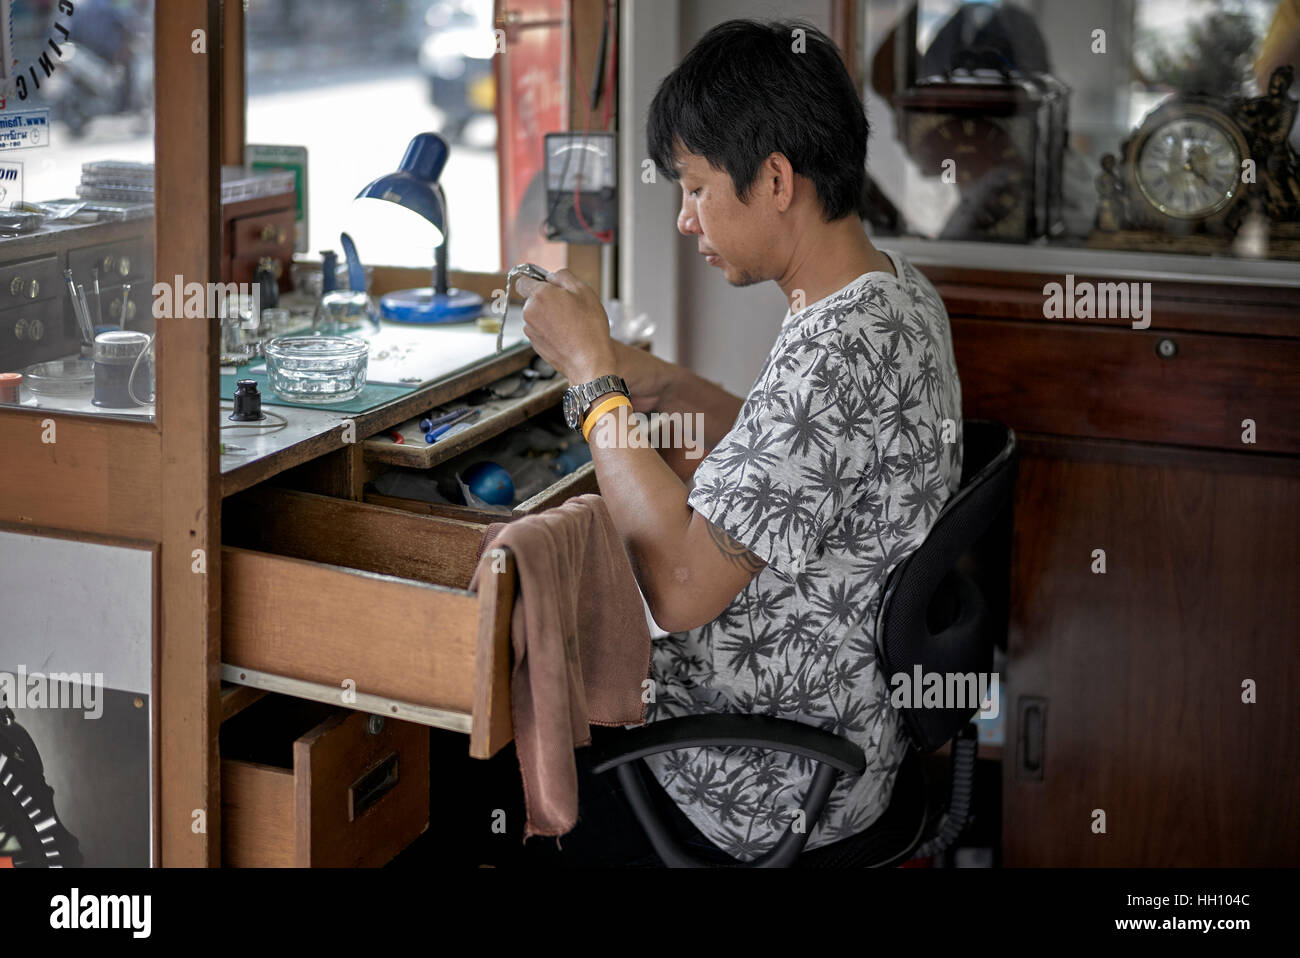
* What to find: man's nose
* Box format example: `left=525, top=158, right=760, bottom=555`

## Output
left=677, top=201, right=699, bottom=236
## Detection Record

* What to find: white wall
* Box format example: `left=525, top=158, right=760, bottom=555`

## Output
left=622, top=0, right=836, bottom=396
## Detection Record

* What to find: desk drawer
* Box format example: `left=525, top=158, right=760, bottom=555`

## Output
left=362, top=402, right=599, bottom=520
left=221, top=695, right=428, bottom=867
left=951, top=319, right=1300, bottom=454
left=365, top=460, right=599, bottom=522
left=222, top=486, right=520, bottom=758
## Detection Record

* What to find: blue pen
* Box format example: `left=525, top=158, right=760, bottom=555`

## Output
left=419, top=406, right=471, bottom=433
left=425, top=409, right=481, bottom=443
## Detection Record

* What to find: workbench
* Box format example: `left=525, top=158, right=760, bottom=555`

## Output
left=215, top=320, right=609, bottom=866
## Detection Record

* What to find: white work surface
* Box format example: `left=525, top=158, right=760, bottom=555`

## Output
left=245, top=314, right=528, bottom=386
left=220, top=314, right=531, bottom=474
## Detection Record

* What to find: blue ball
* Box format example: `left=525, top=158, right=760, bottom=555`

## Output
left=462, top=461, right=514, bottom=506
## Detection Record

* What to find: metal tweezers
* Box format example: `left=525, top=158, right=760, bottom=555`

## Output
left=499, top=262, right=550, bottom=352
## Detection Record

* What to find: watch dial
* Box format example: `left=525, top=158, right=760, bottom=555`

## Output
left=1136, top=116, right=1241, bottom=219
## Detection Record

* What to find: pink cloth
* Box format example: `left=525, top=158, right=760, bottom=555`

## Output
left=469, top=494, right=651, bottom=839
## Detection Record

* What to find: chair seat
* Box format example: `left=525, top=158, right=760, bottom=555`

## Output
left=796, top=748, right=929, bottom=868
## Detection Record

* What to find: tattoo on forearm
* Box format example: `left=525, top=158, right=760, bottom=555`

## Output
left=706, top=521, right=765, bottom=574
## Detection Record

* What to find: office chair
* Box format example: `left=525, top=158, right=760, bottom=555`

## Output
left=591, top=420, right=1019, bottom=867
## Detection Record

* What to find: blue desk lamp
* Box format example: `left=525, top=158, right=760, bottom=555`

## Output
left=355, top=132, right=483, bottom=324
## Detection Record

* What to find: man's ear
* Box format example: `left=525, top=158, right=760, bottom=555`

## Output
left=767, top=152, right=796, bottom=212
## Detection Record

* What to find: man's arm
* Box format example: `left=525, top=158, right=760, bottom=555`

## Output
left=584, top=403, right=764, bottom=633
left=609, top=339, right=745, bottom=483
left=515, top=270, right=762, bottom=630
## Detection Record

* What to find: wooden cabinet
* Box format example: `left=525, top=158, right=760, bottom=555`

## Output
left=926, top=263, right=1300, bottom=866
left=223, top=193, right=296, bottom=292
left=217, top=359, right=601, bottom=865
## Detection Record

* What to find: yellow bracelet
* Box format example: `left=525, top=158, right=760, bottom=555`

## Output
left=582, top=394, right=632, bottom=442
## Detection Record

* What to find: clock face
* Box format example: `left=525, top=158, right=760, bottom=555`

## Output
left=1135, top=114, right=1242, bottom=219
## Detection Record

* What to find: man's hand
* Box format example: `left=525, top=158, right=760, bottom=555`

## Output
left=515, top=268, right=617, bottom=384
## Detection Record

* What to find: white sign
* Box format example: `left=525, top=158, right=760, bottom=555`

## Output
left=0, top=108, right=50, bottom=150
left=0, top=159, right=20, bottom=208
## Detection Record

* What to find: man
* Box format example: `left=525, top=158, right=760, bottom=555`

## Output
left=514, top=18, right=963, bottom=864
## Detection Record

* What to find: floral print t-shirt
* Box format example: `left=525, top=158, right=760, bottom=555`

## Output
left=643, top=249, right=963, bottom=862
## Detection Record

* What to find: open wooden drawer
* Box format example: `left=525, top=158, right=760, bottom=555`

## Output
left=221, top=695, right=429, bottom=867
left=220, top=459, right=596, bottom=760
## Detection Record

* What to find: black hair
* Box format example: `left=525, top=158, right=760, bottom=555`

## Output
left=647, top=18, right=869, bottom=222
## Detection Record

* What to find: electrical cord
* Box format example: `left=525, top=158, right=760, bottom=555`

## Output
left=124, top=333, right=291, bottom=442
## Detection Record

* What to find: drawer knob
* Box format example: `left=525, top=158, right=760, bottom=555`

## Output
left=366, top=715, right=386, bottom=736
left=29, top=318, right=44, bottom=340
left=1155, top=337, right=1178, bottom=359
left=118, top=256, right=131, bottom=277
left=102, top=255, right=115, bottom=273
left=28, top=278, right=39, bottom=299
left=13, top=318, right=28, bottom=341
left=9, top=276, right=23, bottom=296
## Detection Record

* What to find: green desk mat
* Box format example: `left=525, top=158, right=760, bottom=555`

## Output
left=220, top=363, right=417, bottom=415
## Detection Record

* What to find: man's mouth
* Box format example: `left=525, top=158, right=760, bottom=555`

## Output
left=701, top=250, right=720, bottom=265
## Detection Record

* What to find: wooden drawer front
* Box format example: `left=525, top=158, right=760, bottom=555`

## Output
left=222, top=486, right=517, bottom=758
left=1, top=297, right=72, bottom=372
left=951, top=319, right=1300, bottom=455
left=222, top=701, right=429, bottom=867
left=230, top=208, right=294, bottom=260
left=0, top=254, right=60, bottom=305
left=68, top=239, right=151, bottom=287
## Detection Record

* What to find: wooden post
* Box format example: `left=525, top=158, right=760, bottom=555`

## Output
left=154, top=0, right=224, bottom=867
left=221, top=0, right=246, bottom=167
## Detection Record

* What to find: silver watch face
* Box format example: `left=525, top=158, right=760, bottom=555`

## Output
left=563, top=389, right=581, bottom=429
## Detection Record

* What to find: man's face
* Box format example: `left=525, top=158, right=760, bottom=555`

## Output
left=674, top=149, right=773, bottom=287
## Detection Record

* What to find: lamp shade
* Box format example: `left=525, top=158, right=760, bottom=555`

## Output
left=355, top=132, right=450, bottom=244
left=354, top=131, right=483, bottom=324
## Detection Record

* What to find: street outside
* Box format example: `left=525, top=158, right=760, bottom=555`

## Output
left=20, top=61, right=501, bottom=274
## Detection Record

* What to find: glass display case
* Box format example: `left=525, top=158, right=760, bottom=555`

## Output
left=0, top=0, right=157, bottom=418
left=858, top=0, right=1300, bottom=282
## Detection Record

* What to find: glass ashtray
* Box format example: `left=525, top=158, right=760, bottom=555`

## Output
left=22, top=359, right=95, bottom=398
left=263, top=335, right=368, bottom=404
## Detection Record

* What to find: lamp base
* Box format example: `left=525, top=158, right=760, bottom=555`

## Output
left=380, top=287, right=484, bottom=324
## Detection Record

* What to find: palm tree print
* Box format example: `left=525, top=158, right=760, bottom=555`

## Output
left=643, top=250, right=963, bottom=862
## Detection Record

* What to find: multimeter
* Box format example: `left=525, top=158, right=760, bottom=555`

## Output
left=544, top=132, right=617, bottom=244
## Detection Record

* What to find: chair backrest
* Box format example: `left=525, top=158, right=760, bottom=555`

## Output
left=873, top=420, right=1018, bottom=752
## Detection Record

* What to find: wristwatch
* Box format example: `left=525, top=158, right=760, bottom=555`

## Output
left=563, top=374, right=629, bottom=430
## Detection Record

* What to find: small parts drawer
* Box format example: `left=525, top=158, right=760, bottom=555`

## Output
left=221, top=695, right=429, bottom=867
left=67, top=240, right=150, bottom=286
left=229, top=207, right=294, bottom=257
left=951, top=319, right=1300, bottom=455
left=0, top=254, right=60, bottom=304
left=228, top=207, right=294, bottom=291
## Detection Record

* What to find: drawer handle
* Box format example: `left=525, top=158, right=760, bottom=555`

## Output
left=349, top=752, right=400, bottom=821
left=1017, top=696, right=1046, bottom=781
left=1155, top=337, right=1177, bottom=359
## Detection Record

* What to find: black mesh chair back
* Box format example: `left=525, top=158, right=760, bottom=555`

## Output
left=873, top=419, right=1018, bottom=753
